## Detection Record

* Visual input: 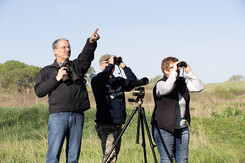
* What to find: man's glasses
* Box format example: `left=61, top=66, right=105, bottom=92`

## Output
left=57, top=46, right=71, bottom=50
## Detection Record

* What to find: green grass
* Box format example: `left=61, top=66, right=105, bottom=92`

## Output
left=203, top=80, right=245, bottom=93
left=0, top=104, right=245, bottom=162
left=190, top=116, right=245, bottom=163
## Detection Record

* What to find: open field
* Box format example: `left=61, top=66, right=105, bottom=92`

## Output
left=1, top=81, right=245, bottom=117
left=0, top=105, right=244, bottom=162
left=0, top=80, right=245, bottom=162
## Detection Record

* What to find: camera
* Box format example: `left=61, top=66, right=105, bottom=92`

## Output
left=128, top=77, right=149, bottom=103
left=177, top=61, right=187, bottom=68
left=132, top=87, right=145, bottom=99
left=133, top=77, right=149, bottom=87
left=128, top=86, right=145, bottom=103
left=113, top=56, right=123, bottom=66
left=62, top=61, right=82, bottom=84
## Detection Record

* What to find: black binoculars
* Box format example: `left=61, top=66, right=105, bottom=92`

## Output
left=177, top=61, right=187, bottom=68
left=62, top=61, right=82, bottom=84
left=113, top=56, right=123, bottom=66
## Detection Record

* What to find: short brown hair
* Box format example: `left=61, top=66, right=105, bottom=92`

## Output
left=161, top=57, right=179, bottom=73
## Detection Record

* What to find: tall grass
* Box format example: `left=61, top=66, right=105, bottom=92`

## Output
left=0, top=105, right=245, bottom=162
left=1, top=81, right=245, bottom=162
left=1, top=81, right=245, bottom=114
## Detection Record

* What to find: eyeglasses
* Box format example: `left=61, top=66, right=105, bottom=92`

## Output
left=57, top=46, right=71, bottom=50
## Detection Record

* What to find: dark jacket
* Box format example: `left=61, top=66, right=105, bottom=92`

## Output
left=151, top=77, right=190, bottom=132
left=34, top=38, right=97, bottom=114
left=91, top=64, right=137, bottom=125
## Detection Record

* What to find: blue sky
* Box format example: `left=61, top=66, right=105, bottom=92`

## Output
left=0, top=0, right=244, bottom=84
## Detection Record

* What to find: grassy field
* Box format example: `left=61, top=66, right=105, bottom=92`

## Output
left=0, top=105, right=244, bottom=162
left=0, top=81, right=245, bottom=162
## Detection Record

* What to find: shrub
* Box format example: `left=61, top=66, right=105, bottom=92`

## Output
left=211, top=107, right=244, bottom=118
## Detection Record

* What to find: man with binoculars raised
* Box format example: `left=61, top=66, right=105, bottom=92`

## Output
left=35, top=28, right=100, bottom=163
left=91, top=54, right=137, bottom=163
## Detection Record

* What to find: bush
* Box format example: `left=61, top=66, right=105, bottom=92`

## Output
left=211, top=107, right=244, bottom=118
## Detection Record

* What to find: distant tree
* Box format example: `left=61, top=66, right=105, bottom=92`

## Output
left=148, top=75, right=162, bottom=86
left=85, top=66, right=96, bottom=85
left=0, top=60, right=41, bottom=92
left=0, top=60, right=96, bottom=91
left=228, top=75, right=244, bottom=82
left=144, top=75, right=162, bottom=90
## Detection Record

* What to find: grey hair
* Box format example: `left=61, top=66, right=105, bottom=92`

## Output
left=52, top=38, right=69, bottom=50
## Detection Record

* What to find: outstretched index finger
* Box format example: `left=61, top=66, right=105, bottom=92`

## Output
left=93, top=28, right=99, bottom=34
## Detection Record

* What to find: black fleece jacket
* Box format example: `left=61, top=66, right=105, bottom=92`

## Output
left=91, top=64, right=137, bottom=125
left=34, top=38, right=97, bottom=114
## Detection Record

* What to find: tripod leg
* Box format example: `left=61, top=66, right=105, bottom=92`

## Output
left=102, top=107, right=139, bottom=163
left=141, top=107, right=158, bottom=163
left=136, top=107, right=140, bottom=144
left=140, top=109, right=147, bottom=163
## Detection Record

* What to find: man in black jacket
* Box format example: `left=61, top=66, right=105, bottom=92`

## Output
left=91, top=54, right=137, bottom=163
left=35, top=28, right=100, bottom=163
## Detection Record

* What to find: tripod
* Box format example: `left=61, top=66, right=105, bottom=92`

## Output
left=103, top=87, right=158, bottom=163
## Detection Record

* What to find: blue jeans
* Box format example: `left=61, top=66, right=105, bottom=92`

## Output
left=152, top=126, right=189, bottom=163
left=46, top=112, right=84, bottom=163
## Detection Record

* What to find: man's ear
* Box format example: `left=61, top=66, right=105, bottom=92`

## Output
left=53, top=49, right=57, bottom=56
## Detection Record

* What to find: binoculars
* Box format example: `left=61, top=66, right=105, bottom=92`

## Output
left=113, top=56, right=123, bottom=66
left=177, top=61, right=187, bottom=68
left=62, top=61, right=82, bottom=84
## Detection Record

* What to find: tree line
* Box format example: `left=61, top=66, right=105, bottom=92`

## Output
left=0, top=60, right=40, bottom=92
left=0, top=60, right=244, bottom=93
left=0, top=60, right=96, bottom=93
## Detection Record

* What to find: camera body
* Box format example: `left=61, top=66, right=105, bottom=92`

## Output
left=113, top=56, right=123, bottom=66
left=62, top=61, right=82, bottom=84
left=177, top=61, right=187, bottom=68
left=132, top=87, right=145, bottom=99
left=128, top=77, right=149, bottom=104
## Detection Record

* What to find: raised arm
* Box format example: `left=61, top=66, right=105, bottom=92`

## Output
left=183, top=63, right=204, bottom=92
left=74, top=28, right=100, bottom=75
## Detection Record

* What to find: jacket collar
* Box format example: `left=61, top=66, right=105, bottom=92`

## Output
left=49, top=59, right=71, bottom=68
left=49, top=59, right=60, bottom=68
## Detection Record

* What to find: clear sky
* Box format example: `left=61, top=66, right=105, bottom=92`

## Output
left=0, top=0, right=244, bottom=84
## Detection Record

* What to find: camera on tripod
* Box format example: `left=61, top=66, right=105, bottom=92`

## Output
left=128, top=77, right=149, bottom=103
left=62, top=61, right=82, bottom=84
left=103, top=76, right=158, bottom=163
left=132, top=87, right=145, bottom=99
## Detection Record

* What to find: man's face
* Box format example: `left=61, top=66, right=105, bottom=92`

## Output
left=54, top=40, right=71, bottom=63
left=100, top=61, right=108, bottom=71
left=100, top=60, right=115, bottom=74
